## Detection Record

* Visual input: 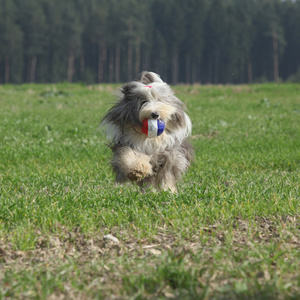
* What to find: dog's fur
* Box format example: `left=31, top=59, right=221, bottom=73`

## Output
left=101, top=71, right=193, bottom=192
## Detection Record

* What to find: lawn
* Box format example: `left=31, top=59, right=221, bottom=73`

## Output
left=0, top=83, right=299, bottom=299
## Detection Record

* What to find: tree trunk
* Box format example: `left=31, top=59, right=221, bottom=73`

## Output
left=186, top=54, right=191, bottom=84
left=135, top=39, right=141, bottom=76
left=68, top=50, right=75, bottom=83
left=80, top=53, right=85, bottom=78
left=172, top=51, right=178, bottom=84
left=247, top=59, right=253, bottom=84
left=28, top=55, right=37, bottom=83
left=127, top=42, right=133, bottom=80
left=98, top=43, right=106, bottom=83
left=272, top=29, right=279, bottom=82
left=214, top=51, right=220, bottom=84
left=207, top=57, right=213, bottom=83
left=191, top=60, right=197, bottom=83
left=115, top=43, right=120, bottom=82
left=143, top=52, right=150, bottom=71
left=5, top=55, right=10, bottom=83
left=108, top=47, right=114, bottom=82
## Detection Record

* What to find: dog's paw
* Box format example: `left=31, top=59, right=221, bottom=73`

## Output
left=127, top=170, right=145, bottom=181
left=127, top=162, right=153, bottom=182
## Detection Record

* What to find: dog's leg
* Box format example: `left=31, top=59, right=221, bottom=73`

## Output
left=112, top=147, right=153, bottom=182
left=153, top=147, right=191, bottom=193
left=137, top=178, right=157, bottom=193
left=159, top=172, right=177, bottom=193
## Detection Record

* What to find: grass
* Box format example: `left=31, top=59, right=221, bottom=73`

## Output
left=0, top=83, right=299, bottom=299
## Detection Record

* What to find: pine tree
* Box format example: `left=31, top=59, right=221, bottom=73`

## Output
left=281, top=0, right=300, bottom=80
left=84, top=0, right=108, bottom=82
left=151, top=0, right=186, bottom=83
left=183, top=0, right=208, bottom=83
left=252, top=0, right=286, bottom=82
left=16, top=0, right=47, bottom=82
left=203, top=0, right=228, bottom=83
left=60, top=0, right=83, bottom=82
left=0, top=0, right=23, bottom=83
left=0, top=0, right=299, bottom=84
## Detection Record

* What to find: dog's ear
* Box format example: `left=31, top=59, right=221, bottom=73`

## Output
left=136, top=71, right=163, bottom=84
left=122, top=82, right=137, bottom=95
left=171, top=112, right=186, bottom=127
left=122, top=82, right=150, bottom=103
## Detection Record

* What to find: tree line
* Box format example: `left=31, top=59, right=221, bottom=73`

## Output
left=1, top=0, right=300, bottom=84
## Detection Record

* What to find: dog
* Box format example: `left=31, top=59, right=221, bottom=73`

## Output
left=101, top=71, right=193, bottom=192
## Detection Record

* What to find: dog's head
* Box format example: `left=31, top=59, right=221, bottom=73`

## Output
left=102, top=71, right=192, bottom=145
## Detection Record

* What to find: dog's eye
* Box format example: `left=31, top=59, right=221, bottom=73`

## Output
left=140, top=99, right=148, bottom=107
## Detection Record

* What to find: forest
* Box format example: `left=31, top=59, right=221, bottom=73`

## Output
left=0, top=0, right=300, bottom=84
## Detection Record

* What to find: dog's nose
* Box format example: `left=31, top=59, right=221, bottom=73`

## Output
left=151, top=112, right=159, bottom=119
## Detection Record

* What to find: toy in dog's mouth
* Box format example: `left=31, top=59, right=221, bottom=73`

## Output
left=141, top=119, right=165, bottom=137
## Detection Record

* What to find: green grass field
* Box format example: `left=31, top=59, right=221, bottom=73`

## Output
left=0, top=83, right=299, bottom=299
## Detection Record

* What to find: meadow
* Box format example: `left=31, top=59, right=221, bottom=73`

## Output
left=0, top=83, right=299, bottom=299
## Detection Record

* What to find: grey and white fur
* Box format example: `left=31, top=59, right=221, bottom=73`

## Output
left=101, top=71, right=193, bottom=192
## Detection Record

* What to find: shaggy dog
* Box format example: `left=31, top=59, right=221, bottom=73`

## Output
left=102, top=71, right=193, bottom=192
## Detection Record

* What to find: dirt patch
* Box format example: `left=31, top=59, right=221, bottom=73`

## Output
left=232, top=86, right=254, bottom=93
left=0, top=216, right=299, bottom=299
left=0, top=216, right=298, bottom=268
left=192, top=131, right=219, bottom=140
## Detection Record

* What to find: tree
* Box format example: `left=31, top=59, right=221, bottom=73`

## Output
left=16, top=0, right=47, bottom=82
left=182, top=0, right=208, bottom=83
left=0, top=0, right=23, bottom=83
left=281, top=0, right=300, bottom=80
left=0, top=0, right=300, bottom=84
left=223, top=0, right=256, bottom=83
left=84, top=0, right=108, bottom=83
left=151, top=0, right=187, bottom=83
left=252, top=0, right=286, bottom=82
left=59, top=0, right=83, bottom=82
left=203, top=0, right=228, bottom=83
